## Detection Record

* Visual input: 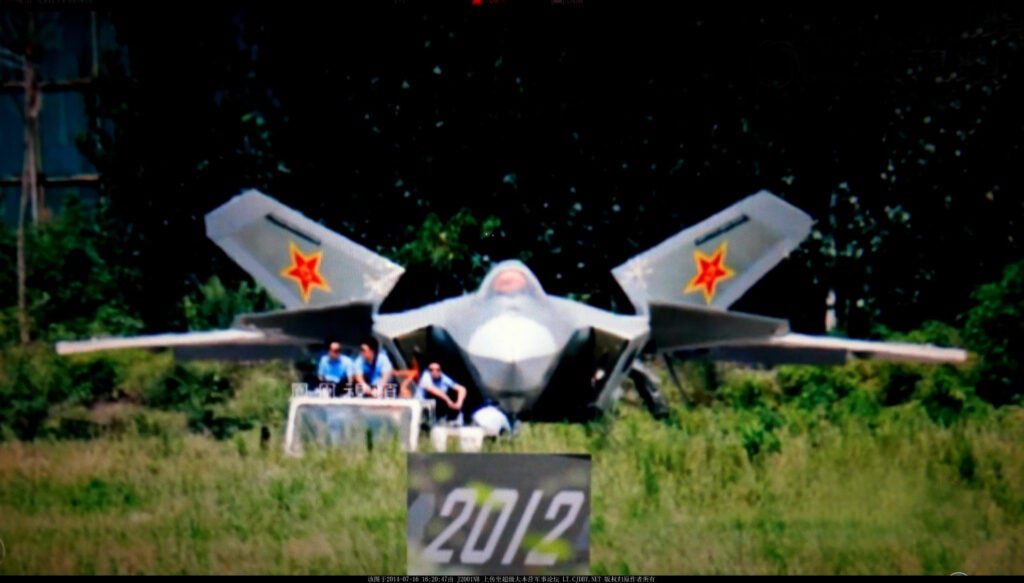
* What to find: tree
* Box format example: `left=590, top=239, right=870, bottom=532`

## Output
left=1, top=21, right=42, bottom=344
left=964, top=261, right=1024, bottom=406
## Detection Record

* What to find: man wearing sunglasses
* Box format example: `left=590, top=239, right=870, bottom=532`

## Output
left=416, top=361, right=468, bottom=424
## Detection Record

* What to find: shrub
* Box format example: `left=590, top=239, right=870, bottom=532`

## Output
left=831, top=388, right=882, bottom=424
left=64, top=354, right=120, bottom=406
left=0, top=343, right=70, bottom=439
left=41, top=402, right=189, bottom=440
left=876, top=364, right=923, bottom=406
left=131, top=408, right=189, bottom=438
left=141, top=361, right=238, bottom=434
left=875, top=319, right=965, bottom=347
left=2, top=341, right=290, bottom=442
left=141, top=361, right=286, bottom=439
left=42, top=404, right=99, bottom=440
left=919, top=368, right=967, bottom=427
left=222, top=362, right=293, bottom=426
left=776, top=364, right=859, bottom=411
left=718, top=369, right=781, bottom=410
left=63, top=349, right=176, bottom=405
left=737, top=406, right=783, bottom=460
left=0, top=197, right=144, bottom=345
left=963, top=260, right=1024, bottom=406
left=181, top=275, right=279, bottom=331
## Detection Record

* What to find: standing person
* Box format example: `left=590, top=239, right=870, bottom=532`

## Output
left=353, top=337, right=394, bottom=397
left=317, top=341, right=353, bottom=385
left=416, top=362, right=467, bottom=424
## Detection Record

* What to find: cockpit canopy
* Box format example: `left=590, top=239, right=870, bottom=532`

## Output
left=477, top=260, right=546, bottom=299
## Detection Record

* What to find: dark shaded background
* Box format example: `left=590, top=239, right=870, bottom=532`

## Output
left=10, top=1, right=1024, bottom=338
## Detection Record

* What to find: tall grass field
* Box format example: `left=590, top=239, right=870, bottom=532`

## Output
left=1, top=390, right=1022, bottom=574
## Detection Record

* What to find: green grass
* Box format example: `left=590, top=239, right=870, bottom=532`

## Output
left=1, top=399, right=1022, bottom=574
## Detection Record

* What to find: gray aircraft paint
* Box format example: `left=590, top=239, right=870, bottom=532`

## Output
left=55, top=189, right=967, bottom=419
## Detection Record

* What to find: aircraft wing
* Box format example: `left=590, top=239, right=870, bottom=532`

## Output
left=548, top=297, right=649, bottom=343
left=205, top=189, right=405, bottom=309
left=373, top=297, right=475, bottom=369
left=55, top=329, right=308, bottom=361
left=233, top=302, right=375, bottom=346
left=612, top=190, right=812, bottom=312
left=647, top=301, right=789, bottom=352
left=373, top=296, right=470, bottom=340
left=645, top=301, right=966, bottom=364
left=55, top=302, right=376, bottom=360
left=676, top=332, right=969, bottom=365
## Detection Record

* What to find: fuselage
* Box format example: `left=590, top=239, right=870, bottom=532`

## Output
left=380, top=260, right=628, bottom=418
left=444, top=261, right=577, bottom=414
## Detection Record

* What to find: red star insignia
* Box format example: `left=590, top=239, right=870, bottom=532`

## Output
left=280, top=242, right=331, bottom=303
left=684, top=241, right=735, bottom=304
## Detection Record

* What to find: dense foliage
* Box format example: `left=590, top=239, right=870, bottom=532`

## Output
left=964, top=261, right=1024, bottom=405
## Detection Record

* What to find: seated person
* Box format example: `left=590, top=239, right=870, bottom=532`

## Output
left=416, top=362, right=467, bottom=424
left=353, top=337, right=394, bottom=397
left=393, top=352, right=423, bottom=399
left=317, top=342, right=353, bottom=387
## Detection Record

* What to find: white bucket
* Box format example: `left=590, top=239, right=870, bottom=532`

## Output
left=429, top=426, right=486, bottom=452
left=457, top=427, right=485, bottom=452
left=430, top=427, right=449, bottom=452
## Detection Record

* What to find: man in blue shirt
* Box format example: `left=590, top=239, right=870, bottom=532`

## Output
left=353, top=337, right=394, bottom=398
left=317, top=342, right=353, bottom=385
left=417, top=362, right=467, bottom=423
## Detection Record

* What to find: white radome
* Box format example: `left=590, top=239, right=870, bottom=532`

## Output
left=466, top=314, right=558, bottom=362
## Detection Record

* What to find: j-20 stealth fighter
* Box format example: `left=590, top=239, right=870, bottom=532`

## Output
left=56, top=190, right=967, bottom=420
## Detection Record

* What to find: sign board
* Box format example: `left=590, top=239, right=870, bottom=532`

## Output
left=407, top=453, right=590, bottom=575
left=283, top=396, right=426, bottom=455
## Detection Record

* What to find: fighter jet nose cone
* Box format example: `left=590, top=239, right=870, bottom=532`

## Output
left=464, top=314, right=563, bottom=414
left=467, top=314, right=558, bottom=361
